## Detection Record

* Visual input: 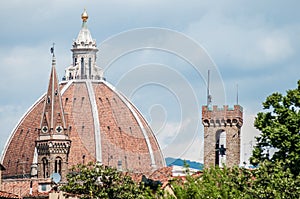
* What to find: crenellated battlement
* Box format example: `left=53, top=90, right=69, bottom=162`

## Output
left=202, top=105, right=243, bottom=127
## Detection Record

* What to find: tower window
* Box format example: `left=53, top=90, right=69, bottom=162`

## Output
left=55, top=157, right=62, bottom=175
left=215, top=130, right=226, bottom=167
left=138, top=156, right=141, bottom=165
left=89, top=57, right=92, bottom=78
left=41, top=184, right=47, bottom=192
left=118, top=160, right=122, bottom=171
left=42, top=158, right=49, bottom=178
left=81, top=58, right=85, bottom=78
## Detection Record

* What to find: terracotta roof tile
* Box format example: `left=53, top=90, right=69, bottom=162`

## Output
left=148, top=166, right=173, bottom=184
left=23, top=191, right=49, bottom=198
left=0, top=190, right=19, bottom=198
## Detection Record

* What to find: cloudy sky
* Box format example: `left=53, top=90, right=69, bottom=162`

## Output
left=0, top=0, right=299, bottom=165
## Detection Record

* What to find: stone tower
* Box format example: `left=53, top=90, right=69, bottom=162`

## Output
left=35, top=54, right=71, bottom=182
left=202, top=105, right=243, bottom=167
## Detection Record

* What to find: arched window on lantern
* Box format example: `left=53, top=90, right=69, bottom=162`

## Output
left=81, top=58, right=84, bottom=78
left=55, top=157, right=62, bottom=175
left=42, top=157, right=49, bottom=178
left=88, top=57, right=92, bottom=78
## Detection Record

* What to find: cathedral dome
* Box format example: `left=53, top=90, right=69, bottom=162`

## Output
left=1, top=10, right=165, bottom=179
left=0, top=79, right=165, bottom=178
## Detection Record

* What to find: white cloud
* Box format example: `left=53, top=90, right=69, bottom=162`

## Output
left=241, top=113, right=260, bottom=165
left=153, top=117, right=203, bottom=162
left=185, top=15, right=295, bottom=69
left=258, top=34, right=293, bottom=62
left=155, top=121, right=182, bottom=149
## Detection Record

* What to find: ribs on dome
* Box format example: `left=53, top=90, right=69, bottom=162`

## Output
left=1, top=9, right=166, bottom=181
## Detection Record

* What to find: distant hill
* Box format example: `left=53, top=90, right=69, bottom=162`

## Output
left=165, top=157, right=203, bottom=170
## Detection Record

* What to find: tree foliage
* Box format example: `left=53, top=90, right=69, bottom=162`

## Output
left=251, top=80, right=300, bottom=176
left=250, top=160, right=300, bottom=198
left=168, top=166, right=253, bottom=199
left=61, top=162, right=156, bottom=199
left=168, top=163, right=300, bottom=199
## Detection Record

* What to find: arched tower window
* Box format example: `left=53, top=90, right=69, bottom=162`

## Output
left=88, top=57, right=92, bottom=78
left=42, top=158, right=49, bottom=178
left=81, top=57, right=84, bottom=78
left=55, top=157, right=62, bottom=175
left=215, top=130, right=226, bottom=167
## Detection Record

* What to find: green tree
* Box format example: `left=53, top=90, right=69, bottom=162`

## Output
left=168, top=166, right=253, bottom=199
left=251, top=80, right=300, bottom=176
left=167, top=163, right=300, bottom=199
left=61, top=162, right=155, bottom=199
left=250, top=160, right=300, bottom=198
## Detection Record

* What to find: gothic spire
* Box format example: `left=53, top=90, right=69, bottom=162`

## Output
left=39, top=52, right=67, bottom=136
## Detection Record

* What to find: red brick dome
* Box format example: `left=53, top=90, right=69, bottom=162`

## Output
left=1, top=79, right=165, bottom=178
